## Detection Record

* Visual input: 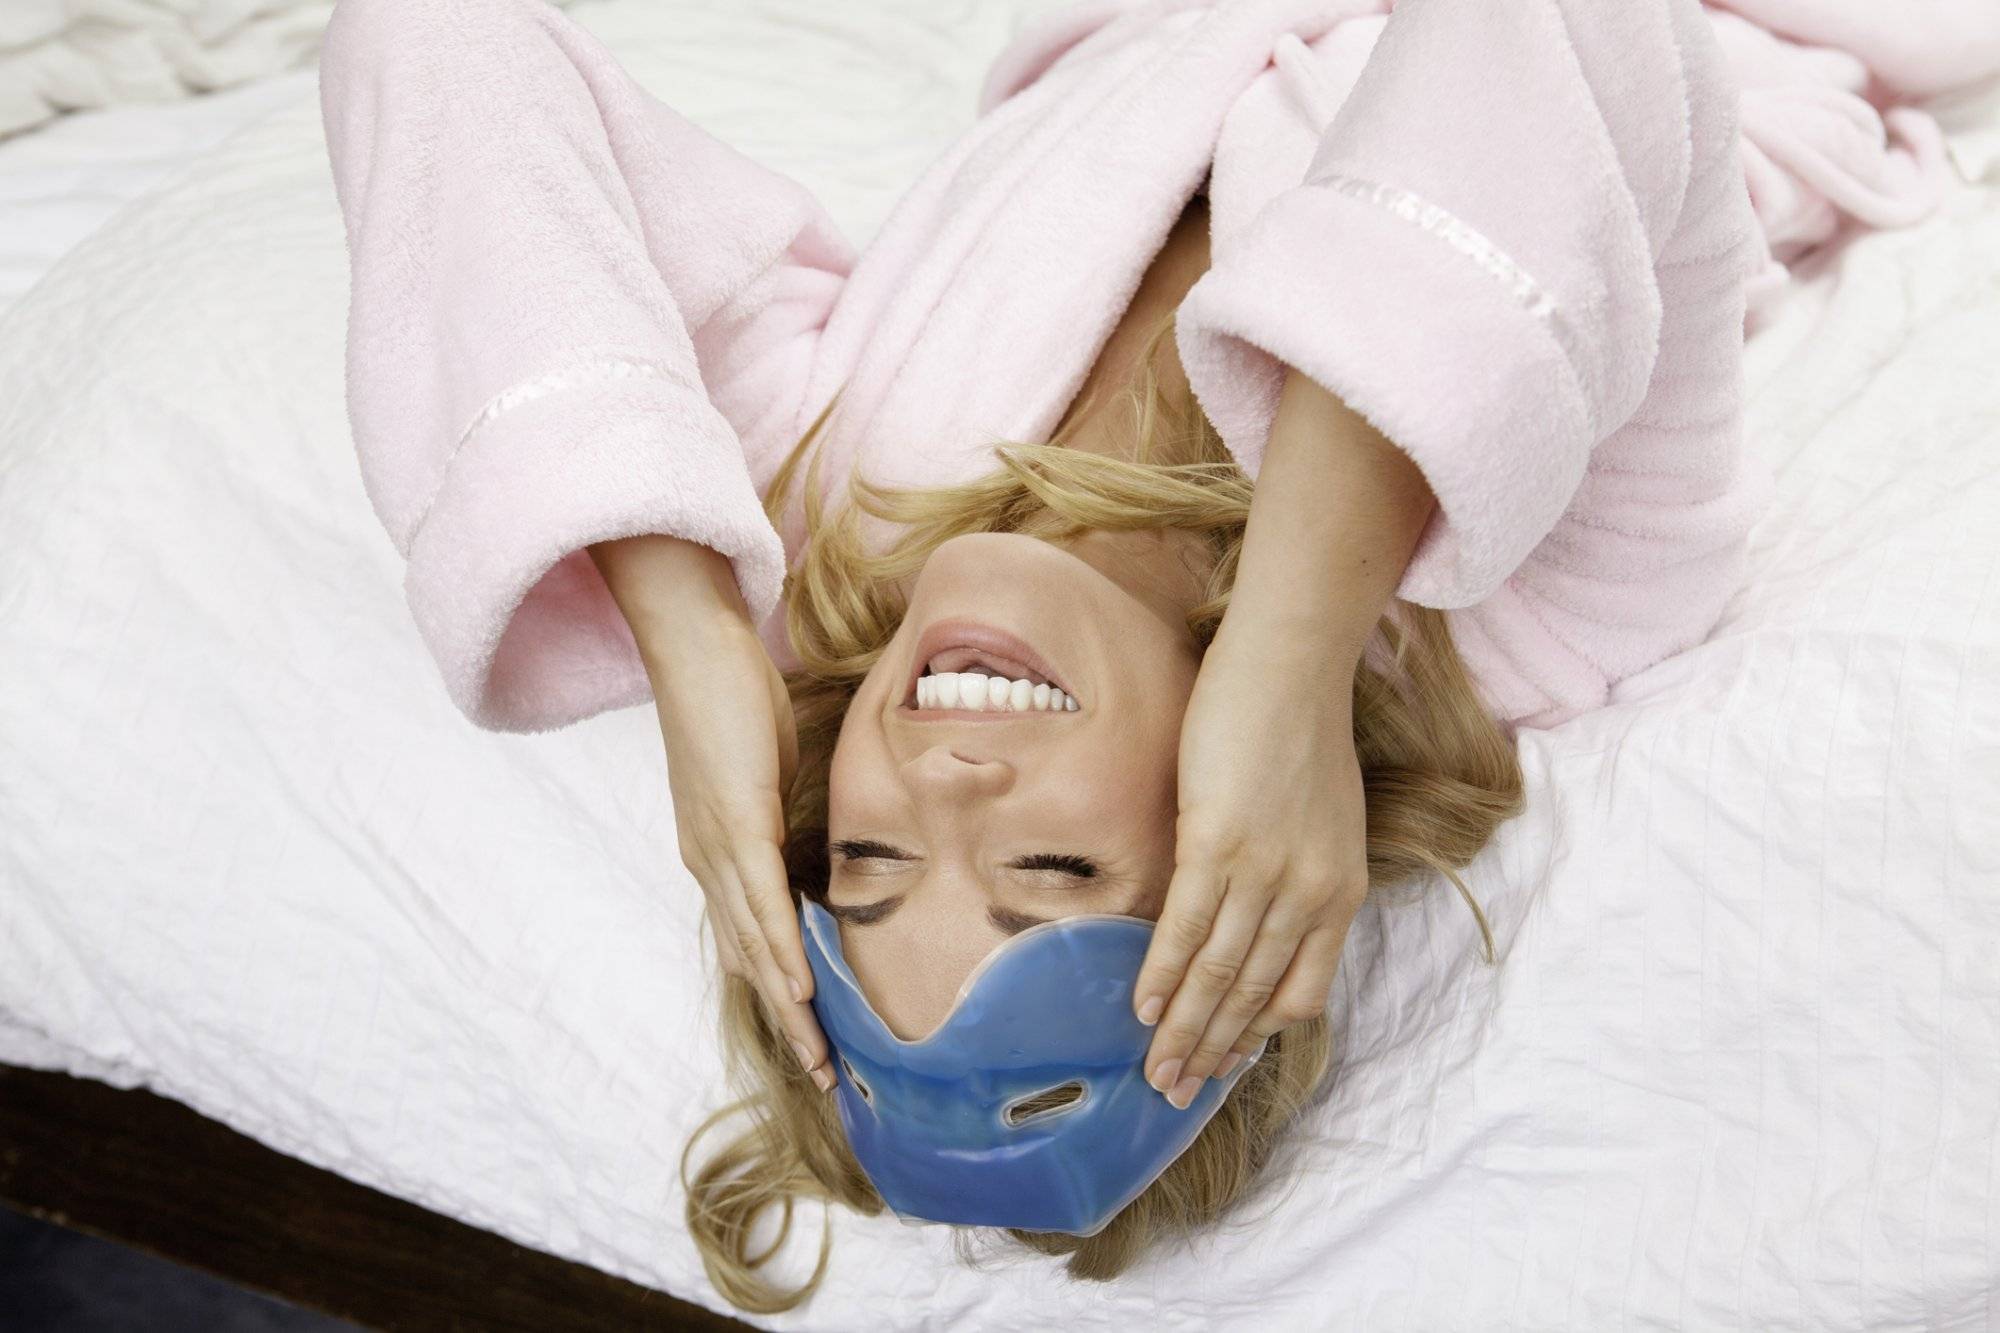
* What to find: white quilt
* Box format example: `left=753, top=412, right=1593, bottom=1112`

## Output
left=2, top=1, right=1998, bottom=1328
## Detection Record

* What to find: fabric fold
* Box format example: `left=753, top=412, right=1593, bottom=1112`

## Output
left=1178, top=0, right=1684, bottom=612
left=319, top=0, right=839, bottom=731
left=320, top=0, right=1996, bottom=735
left=406, top=359, right=790, bottom=732
left=1176, top=178, right=1598, bottom=610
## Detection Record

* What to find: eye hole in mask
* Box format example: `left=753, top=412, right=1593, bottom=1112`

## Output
left=842, top=1055, right=875, bottom=1108
left=1003, top=1080, right=1089, bottom=1129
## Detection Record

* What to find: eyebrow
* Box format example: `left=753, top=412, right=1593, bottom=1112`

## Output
left=824, top=840, right=1123, bottom=935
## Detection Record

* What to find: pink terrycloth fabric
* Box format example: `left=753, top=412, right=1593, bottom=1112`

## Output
left=319, top=0, right=1997, bottom=735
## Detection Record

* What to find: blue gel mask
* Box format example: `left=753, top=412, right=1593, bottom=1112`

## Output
left=798, top=897, right=1265, bottom=1236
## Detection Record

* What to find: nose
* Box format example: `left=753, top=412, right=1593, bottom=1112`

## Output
left=902, top=745, right=1016, bottom=803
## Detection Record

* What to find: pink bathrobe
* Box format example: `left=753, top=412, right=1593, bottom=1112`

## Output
left=318, top=0, right=1992, bottom=734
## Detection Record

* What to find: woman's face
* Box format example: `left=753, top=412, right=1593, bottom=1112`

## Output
left=824, top=528, right=1209, bottom=1039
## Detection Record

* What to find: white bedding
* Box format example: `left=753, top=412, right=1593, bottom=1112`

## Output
left=0, top=68, right=317, bottom=317
left=0, top=0, right=326, bottom=140
left=2, top=1, right=1998, bottom=1328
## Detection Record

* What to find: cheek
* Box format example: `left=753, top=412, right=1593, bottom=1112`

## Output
left=1059, top=684, right=1190, bottom=886
left=825, top=690, right=882, bottom=827
left=828, top=646, right=914, bottom=781
left=1054, top=727, right=1181, bottom=849
left=1108, top=676, right=1193, bottom=797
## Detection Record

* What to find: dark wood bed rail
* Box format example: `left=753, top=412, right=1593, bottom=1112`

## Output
left=0, top=1064, right=755, bottom=1331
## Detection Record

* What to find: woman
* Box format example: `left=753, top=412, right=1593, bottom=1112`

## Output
left=319, top=0, right=1770, bottom=1311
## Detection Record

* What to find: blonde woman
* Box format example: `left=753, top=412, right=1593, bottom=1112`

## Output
left=321, top=0, right=1780, bottom=1311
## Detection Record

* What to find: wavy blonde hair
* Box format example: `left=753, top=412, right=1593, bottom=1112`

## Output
left=681, top=312, right=1525, bottom=1314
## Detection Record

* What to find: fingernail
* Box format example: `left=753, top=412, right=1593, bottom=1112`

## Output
left=792, top=1040, right=814, bottom=1071
left=1137, top=996, right=1164, bottom=1026
left=1169, top=1074, right=1202, bottom=1109
left=811, top=1066, right=836, bottom=1093
left=1215, top=1050, right=1243, bottom=1079
left=788, top=976, right=804, bottom=1003
left=1150, top=1058, right=1182, bottom=1094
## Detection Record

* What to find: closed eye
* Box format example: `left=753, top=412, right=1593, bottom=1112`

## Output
left=822, top=839, right=1136, bottom=934
left=1009, top=852, right=1099, bottom=878
left=829, top=841, right=1103, bottom=880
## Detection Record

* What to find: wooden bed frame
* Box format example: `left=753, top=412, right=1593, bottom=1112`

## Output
left=0, top=1064, right=755, bottom=1331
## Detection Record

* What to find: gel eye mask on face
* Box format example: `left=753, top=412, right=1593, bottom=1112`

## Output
left=798, top=897, right=1266, bottom=1236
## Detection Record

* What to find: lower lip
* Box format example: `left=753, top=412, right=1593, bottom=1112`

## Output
left=906, top=618, right=1077, bottom=712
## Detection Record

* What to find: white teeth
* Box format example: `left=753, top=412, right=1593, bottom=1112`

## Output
left=914, top=670, right=1079, bottom=713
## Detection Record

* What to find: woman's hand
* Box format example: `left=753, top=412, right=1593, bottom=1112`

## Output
left=1132, top=601, right=1369, bottom=1108
left=589, top=535, right=834, bottom=1092
left=1131, top=366, right=1436, bottom=1107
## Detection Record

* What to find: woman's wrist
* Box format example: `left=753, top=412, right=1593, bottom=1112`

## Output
left=587, top=533, right=756, bottom=678
left=1232, top=367, right=1437, bottom=666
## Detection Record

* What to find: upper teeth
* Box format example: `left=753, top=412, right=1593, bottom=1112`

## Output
left=915, top=672, right=1078, bottom=713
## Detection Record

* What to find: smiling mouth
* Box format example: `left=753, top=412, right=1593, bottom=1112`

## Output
left=902, top=620, right=1082, bottom=717
left=907, top=666, right=1080, bottom=716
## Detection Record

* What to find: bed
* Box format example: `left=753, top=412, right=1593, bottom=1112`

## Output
left=3, top=0, right=1999, bottom=1328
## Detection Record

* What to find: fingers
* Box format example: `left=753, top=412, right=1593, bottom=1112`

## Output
left=1218, top=924, right=1346, bottom=1064
left=738, top=838, right=816, bottom=1007
left=1133, top=860, right=1225, bottom=1030
left=713, top=847, right=835, bottom=1093
left=707, top=904, right=747, bottom=979
left=1142, top=881, right=1269, bottom=1107
left=1176, top=921, right=1300, bottom=1087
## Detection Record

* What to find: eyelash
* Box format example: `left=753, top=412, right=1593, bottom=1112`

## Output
left=830, top=841, right=1099, bottom=879
left=1014, top=852, right=1098, bottom=878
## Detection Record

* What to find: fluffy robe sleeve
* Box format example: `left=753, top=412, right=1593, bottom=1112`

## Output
left=319, top=0, right=849, bottom=733
left=1176, top=0, right=1736, bottom=614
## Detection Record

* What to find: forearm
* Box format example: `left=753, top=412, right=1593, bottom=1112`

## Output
left=588, top=535, right=755, bottom=678
left=1229, top=367, right=1437, bottom=664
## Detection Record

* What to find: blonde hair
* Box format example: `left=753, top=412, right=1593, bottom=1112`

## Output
left=682, top=312, right=1525, bottom=1314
